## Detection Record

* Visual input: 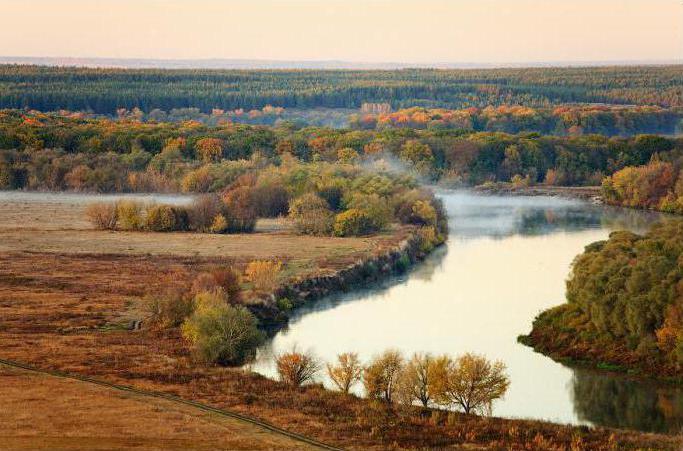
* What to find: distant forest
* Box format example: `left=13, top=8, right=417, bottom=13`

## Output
left=0, top=65, right=682, bottom=114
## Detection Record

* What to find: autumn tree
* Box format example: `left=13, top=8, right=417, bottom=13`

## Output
left=327, top=352, right=363, bottom=393
left=245, top=260, right=282, bottom=292
left=436, top=353, right=510, bottom=415
left=276, top=348, right=321, bottom=386
left=396, top=353, right=450, bottom=408
left=195, top=137, right=224, bottom=163
left=181, top=291, right=264, bottom=365
left=363, top=350, right=404, bottom=404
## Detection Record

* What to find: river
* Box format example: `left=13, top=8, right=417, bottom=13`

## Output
left=251, top=190, right=683, bottom=434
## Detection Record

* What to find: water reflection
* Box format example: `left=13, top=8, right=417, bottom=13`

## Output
left=252, top=190, right=682, bottom=433
left=572, top=368, right=683, bottom=434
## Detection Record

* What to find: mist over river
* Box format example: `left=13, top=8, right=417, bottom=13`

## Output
left=251, top=190, right=683, bottom=433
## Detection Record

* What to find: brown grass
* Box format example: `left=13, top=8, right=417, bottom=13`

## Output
left=0, top=195, right=680, bottom=449
left=0, top=364, right=315, bottom=450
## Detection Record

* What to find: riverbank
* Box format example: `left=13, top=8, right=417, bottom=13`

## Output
left=518, top=305, right=683, bottom=384
left=519, top=219, right=683, bottom=385
left=473, top=182, right=603, bottom=202
left=2, top=191, right=682, bottom=448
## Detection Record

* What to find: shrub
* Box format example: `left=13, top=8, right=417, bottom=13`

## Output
left=222, top=185, right=258, bottom=233
left=276, top=297, right=294, bottom=311
left=181, top=166, right=214, bottom=193
left=145, top=293, right=195, bottom=329
left=245, top=260, right=283, bottom=292
left=276, top=348, right=321, bottom=386
left=145, top=204, right=188, bottom=232
left=116, top=200, right=144, bottom=231
left=316, top=179, right=347, bottom=211
left=188, top=194, right=224, bottom=231
left=288, top=193, right=334, bottom=235
left=191, top=268, right=242, bottom=304
left=344, top=193, right=392, bottom=231
left=417, top=226, right=439, bottom=253
left=181, top=291, right=264, bottom=365
left=363, top=349, right=404, bottom=404
left=410, top=200, right=438, bottom=227
left=252, top=181, right=290, bottom=217
left=0, top=162, right=15, bottom=189
left=327, top=352, right=363, bottom=393
left=210, top=214, right=229, bottom=233
left=333, top=208, right=375, bottom=237
left=85, top=202, right=118, bottom=230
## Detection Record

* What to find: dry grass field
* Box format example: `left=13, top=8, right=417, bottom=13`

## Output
left=0, top=193, right=681, bottom=450
left=0, top=364, right=318, bottom=451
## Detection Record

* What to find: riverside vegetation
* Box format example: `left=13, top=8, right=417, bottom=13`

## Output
left=1, top=110, right=683, bottom=194
left=4, top=97, right=683, bottom=446
left=522, top=220, right=683, bottom=380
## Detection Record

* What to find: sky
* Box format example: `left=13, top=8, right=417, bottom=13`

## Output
left=1, top=0, right=681, bottom=64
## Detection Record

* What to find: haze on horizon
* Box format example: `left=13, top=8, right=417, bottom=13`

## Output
left=0, top=0, right=681, bottom=66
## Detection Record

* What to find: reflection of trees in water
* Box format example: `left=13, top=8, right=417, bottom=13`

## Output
left=571, top=368, right=683, bottom=434
left=599, top=207, right=668, bottom=235
left=515, top=206, right=666, bottom=238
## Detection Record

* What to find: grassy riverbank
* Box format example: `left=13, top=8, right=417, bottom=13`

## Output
left=1, top=192, right=682, bottom=449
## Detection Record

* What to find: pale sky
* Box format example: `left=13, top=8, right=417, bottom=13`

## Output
left=1, top=0, right=681, bottom=64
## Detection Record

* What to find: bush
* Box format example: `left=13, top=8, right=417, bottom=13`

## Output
left=410, top=200, right=438, bottom=227
left=222, top=185, right=258, bottom=233
left=85, top=202, right=118, bottom=230
left=210, top=214, right=229, bottom=233
left=191, top=268, right=242, bottom=304
left=245, top=260, right=283, bottom=292
left=276, top=348, right=321, bottom=386
left=252, top=181, right=290, bottom=217
left=116, top=200, right=144, bottom=230
left=181, top=291, right=264, bottom=365
left=181, top=166, right=214, bottom=193
left=145, top=293, right=195, bottom=329
left=145, top=204, right=188, bottom=232
left=417, top=226, right=439, bottom=253
left=188, top=194, right=224, bottom=231
left=333, top=208, right=376, bottom=237
left=344, top=193, right=392, bottom=230
left=289, top=193, right=334, bottom=235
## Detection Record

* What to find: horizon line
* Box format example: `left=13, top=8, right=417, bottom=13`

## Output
left=1, top=55, right=682, bottom=71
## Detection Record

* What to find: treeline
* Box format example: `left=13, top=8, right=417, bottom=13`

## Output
left=0, top=64, right=682, bottom=113
left=351, top=105, right=682, bottom=136
left=84, top=159, right=449, bottom=242
left=603, top=159, right=683, bottom=214
left=523, top=221, right=683, bottom=378
left=1, top=110, right=682, bottom=190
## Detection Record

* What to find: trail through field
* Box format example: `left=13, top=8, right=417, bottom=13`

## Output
left=0, top=358, right=338, bottom=451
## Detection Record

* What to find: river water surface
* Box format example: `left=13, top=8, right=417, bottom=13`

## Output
left=252, top=190, right=683, bottom=433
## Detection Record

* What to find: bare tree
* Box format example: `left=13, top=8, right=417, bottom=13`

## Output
left=327, top=352, right=363, bottom=393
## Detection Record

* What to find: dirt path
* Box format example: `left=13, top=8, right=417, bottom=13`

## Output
left=0, top=359, right=338, bottom=451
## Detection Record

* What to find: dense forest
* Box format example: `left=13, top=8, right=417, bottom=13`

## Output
left=350, top=105, right=682, bottom=136
left=522, top=221, right=683, bottom=378
left=602, top=159, right=683, bottom=214
left=0, top=110, right=681, bottom=192
left=1, top=65, right=682, bottom=114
